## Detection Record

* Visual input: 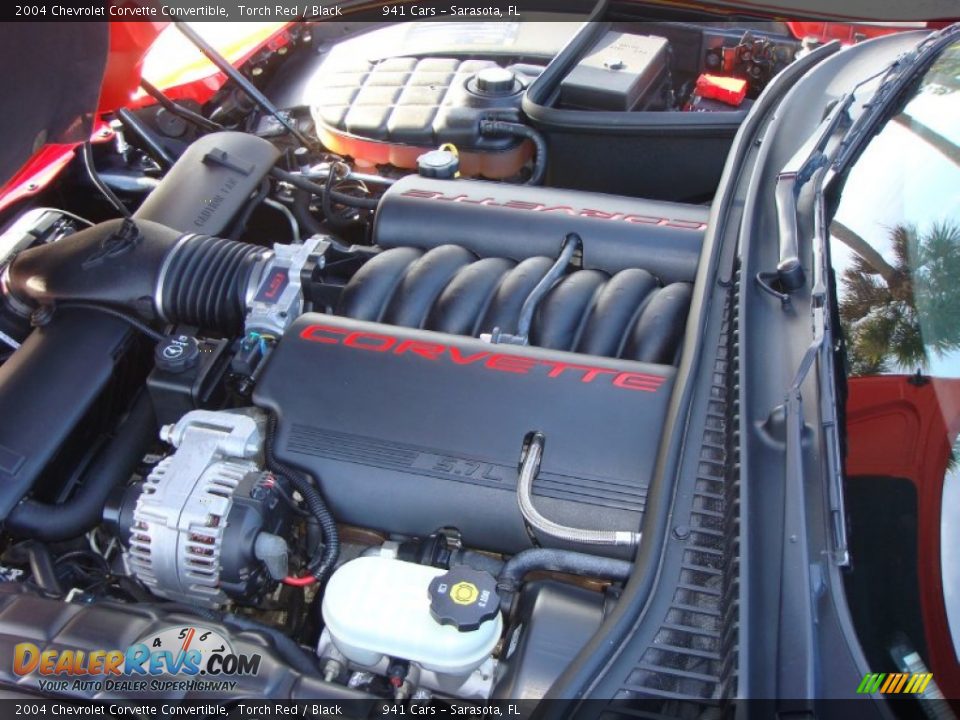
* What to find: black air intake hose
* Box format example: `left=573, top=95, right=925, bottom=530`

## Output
left=4, top=218, right=269, bottom=334
left=5, top=392, right=156, bottom=542
left=158, top=234, right=266, bottom=331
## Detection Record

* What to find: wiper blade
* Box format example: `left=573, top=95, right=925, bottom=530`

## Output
left=834, top=23, right=960, bottom=173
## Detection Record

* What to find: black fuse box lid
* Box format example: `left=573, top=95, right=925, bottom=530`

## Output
left=560, top=32, right=670, bottom=112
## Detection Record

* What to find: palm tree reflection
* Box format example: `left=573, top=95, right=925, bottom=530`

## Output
left=835, top=221, right=960, bottom=376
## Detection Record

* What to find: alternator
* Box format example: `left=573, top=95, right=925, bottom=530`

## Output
left=124, top=410, right=289, bottom=608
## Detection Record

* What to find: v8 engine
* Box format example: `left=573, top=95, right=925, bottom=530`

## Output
left=0, top=15, right=787, bottom=704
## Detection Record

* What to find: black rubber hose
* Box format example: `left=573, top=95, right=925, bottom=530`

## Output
left=264, top=414, right=340, bottom=585
left=497, top=548, right=633, bottom=594
left=116, top=108, right=175, bottom=168
left=139, top=78, right=225, bottom=133
left=322, top=165, right=359, bottom=229
left=24, top=542, right=64, bottom=597
left=5, top=393, right=157, bottom=542
left=82, top=142, right=132, bottom=218
left=452, top=549, right=505, bottom=577
left=516, top=234, right=580, bottom=339
left=227, top=177, right=271, bottom=241
left=271, top=168, right=380, bottom=211
left=479, top=120, right=548, bottom=186
left=291, top=188, right=326, bottom=236
left=160, top=234, right=268, bottom=333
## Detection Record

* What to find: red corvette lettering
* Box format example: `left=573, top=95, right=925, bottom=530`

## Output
left=300, top=325, right=347, bottom=344
left=613, top=372, right=664, bottom=391
left=298, top=324, right=666, bottom=393
left=579, top=209, right=623, bottom=220
left=503, top=200, right=541, bottom=211
left=394, top=340, right=445, bottom=360
left=486, top=354, right=539, bottom=374
left=344, top=331, right=395, bottom=352
left=542, top=360, right=616, bottom=382
left=448, top=347, right=491, bottom=365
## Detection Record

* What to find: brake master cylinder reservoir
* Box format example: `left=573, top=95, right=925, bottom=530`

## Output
left=321, top=556, right=502, bottom=676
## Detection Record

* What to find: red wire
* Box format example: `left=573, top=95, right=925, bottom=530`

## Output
left=282, top=574, right=317, bottom=587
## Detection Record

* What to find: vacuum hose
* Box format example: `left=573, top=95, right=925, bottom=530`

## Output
left=497, top=548, right=634, bottom=593
left=479, top=120, right=548, bottom=186
left=4, top=218, right=270, bottom=334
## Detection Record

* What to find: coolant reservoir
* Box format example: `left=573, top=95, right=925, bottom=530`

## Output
left=308, top=57, right=535, bottom=179
left=322, top=556, right=502, bottom=676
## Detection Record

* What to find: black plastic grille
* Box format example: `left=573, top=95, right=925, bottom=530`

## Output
left=607, top=277, right=741, bottom=712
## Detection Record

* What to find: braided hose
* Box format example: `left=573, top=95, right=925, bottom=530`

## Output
left=516, top=432, right=641, bottom=547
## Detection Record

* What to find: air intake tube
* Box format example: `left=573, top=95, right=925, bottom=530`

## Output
left=3, top=218, right=270, bottom=334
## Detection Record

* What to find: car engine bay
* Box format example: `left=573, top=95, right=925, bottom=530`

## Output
left=0, top=19, right=806, bottom=701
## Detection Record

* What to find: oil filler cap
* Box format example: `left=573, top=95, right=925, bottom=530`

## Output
left=428, top=566, right=500, bottom=632
left=155, top=335, right=200, bottom=374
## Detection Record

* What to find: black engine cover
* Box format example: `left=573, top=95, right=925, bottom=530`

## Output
left=253, top=314, right=675, bottom=558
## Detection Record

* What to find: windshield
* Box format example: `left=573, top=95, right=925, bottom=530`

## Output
left=832, top=38, right=960, bottom=378
left=829, top=36, right=960, bottom=691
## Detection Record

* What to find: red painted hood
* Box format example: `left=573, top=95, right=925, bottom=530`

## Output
left=0, top=20, right=290, bottom=214
left=100, top=21, right=168, bottom=115
left=0, top=21, right=162, bottom=209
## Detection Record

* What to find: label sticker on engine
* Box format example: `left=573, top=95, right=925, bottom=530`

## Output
left=255, top=267, right=290, bottom=303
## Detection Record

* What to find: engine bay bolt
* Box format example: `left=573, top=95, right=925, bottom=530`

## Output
left=604, top=58, right=626, bottom=71
left=322, top=658, right=344, bottom=683
left=672, top=525, right=690, bottom=540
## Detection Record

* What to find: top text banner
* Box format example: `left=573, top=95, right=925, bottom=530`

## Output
left=10, top=0, right=594, bottom=22
left=6, top=0, right=958, bottom=22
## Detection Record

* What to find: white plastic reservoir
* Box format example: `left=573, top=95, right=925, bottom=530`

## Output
left=322, top=556, right=502, bottom=676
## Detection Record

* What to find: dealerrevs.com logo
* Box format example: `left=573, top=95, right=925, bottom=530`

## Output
left=12, top=624, right=261, bottom=694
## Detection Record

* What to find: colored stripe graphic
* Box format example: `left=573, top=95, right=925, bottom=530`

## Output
left=858, top=672, right=932, bottom=694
